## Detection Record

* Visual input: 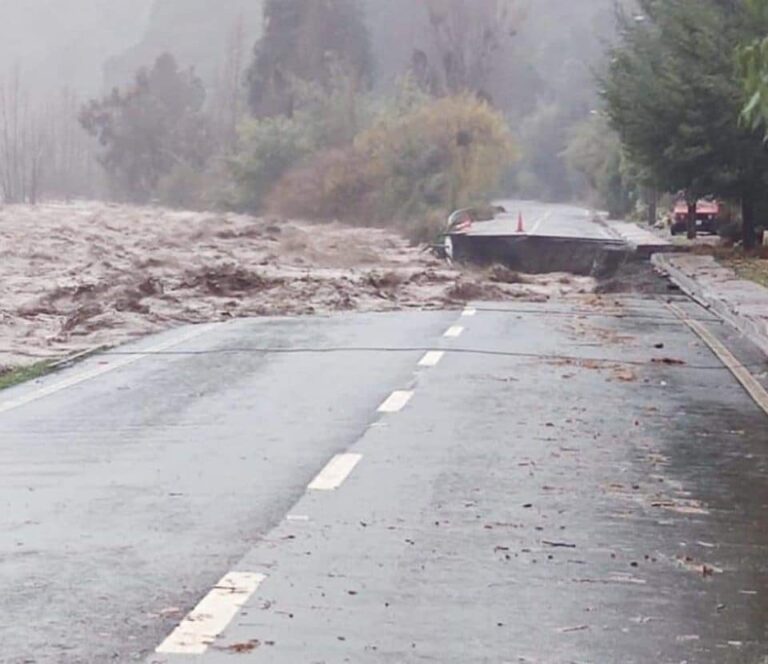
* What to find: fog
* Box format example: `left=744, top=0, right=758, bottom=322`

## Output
left=0, top=0, right=618, bottom=205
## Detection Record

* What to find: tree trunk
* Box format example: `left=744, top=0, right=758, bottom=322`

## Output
left=687, top=200, right=697, bottom=240
left=647, top=188, right=658, bottom=226
left=742, top=193, right=757, bottom=250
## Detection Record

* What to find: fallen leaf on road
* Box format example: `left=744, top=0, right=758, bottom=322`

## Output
left=676, top=555, right=723, bottom=577
left=612, top=368, right=638, bottom=382
left=573, top=576, right=647, bottom=585
left=652, top=357, right=686, bottom=366
left=224, top=640, right=260, bottom=653
left=556, top=625, right=589, bottom=634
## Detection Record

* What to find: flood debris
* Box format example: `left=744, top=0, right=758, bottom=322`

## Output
left=556, top=625, right=590, bottom=634
left=652, top=357, right=687, bottom=366
left=0, top=202, right=596, bottom=366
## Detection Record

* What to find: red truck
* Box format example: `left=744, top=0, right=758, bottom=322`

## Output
left=671, top=199, right=720, bottom=235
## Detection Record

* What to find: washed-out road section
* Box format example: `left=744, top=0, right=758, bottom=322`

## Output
left=2, top=202, right=768, bottom=663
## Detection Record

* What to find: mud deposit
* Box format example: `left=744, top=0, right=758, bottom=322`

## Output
left=0, top=203, right=595, bottom=365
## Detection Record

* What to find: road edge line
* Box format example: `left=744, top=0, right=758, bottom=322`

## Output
left=668, top=302, right=768, bottom=416
left=0, top=325, right=216, bottom=416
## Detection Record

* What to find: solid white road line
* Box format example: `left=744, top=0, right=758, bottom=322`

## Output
left=444, top=326, right=464, bottom=338
left=462, top=308, right=477, bottom=317
left=0, top=325, right=214, bottom=416
left=418, top=351, right=445, bottom=367
left=378, top=390, right=414, bottom=413
left=155, top=572, right=266, bottom=655
left=308, top=453, right=363, bottom=491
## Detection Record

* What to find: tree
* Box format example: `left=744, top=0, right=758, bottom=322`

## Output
left=246, top=0, right=373, bottom=118
left=0, top=68, right=48, bottom=204
left=79, top=53, right=212, bottom=202
left=739, top=0, right=768, bottom=134
left=421, top=0, right=524, bottom=98
left=603, top=0, right=768, bottom=247
left=211, top=13, right=248, bottom=151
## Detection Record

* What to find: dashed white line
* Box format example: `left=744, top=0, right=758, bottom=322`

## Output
left=418, top=351, right=445, bottom=367
left=462, top=308, right=477, bottom=317
left=444, top=326, right=464, bottom=338
left=155, top=571, right=266, bottom=655
left=378, top=390, right=414, bottom=413
left=0, top=325, right=215, bottom=416
left=308, top=453, right=363, bottom=491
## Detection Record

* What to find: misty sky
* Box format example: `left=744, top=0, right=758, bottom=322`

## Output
left=0, top=0, right=155, bottom=94
left=0, top=0, right=614, bottom=106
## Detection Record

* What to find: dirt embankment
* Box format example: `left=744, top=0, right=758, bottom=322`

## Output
left=0, top=202, right=595, bottom=366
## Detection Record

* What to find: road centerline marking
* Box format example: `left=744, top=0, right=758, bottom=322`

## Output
left=462, top=308, right=477, bottom=317
left=155, top=571, right=266, bottom=655
left=0, top=325, right=215, bottom=416
left=418, top=351, right=445, bottom=367
left=444, top=326, right=464, bottom=338
left=668, top=302, right=768, bottom=416
left=378, top=390, right=414, bottom=413
left=308, top=453, right=363, bottom=491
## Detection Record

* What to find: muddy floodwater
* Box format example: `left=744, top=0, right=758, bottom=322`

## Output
left=0, top=202, right=595, bottom=367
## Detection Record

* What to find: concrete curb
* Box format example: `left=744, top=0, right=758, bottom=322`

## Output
left=652, top=253, right=768, bottom=357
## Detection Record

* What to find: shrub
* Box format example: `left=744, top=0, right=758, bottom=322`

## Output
left=358, top=94, right=518, bottom=217
left=229, top=71, right=375, bottom=213
left=229, top=114, right=318, bottom=211
left=267, top=94, right=518, bottom=238
left=266, top=146, right=376, bottom=221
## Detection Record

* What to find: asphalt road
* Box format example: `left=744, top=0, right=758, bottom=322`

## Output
left=3, top=263, right=768, bottom=662
left=465, top=199, right=618, bottom=241
left=0, top=312, right=455, bottom=663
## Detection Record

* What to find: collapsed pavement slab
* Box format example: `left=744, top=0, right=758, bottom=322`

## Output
left=603, top=221, right=674, bottom=258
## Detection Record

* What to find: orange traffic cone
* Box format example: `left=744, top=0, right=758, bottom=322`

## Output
left=516, top=212, right=525, bottom=233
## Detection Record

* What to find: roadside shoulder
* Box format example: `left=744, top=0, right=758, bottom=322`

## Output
left=653, top=252, right=768, bottom=357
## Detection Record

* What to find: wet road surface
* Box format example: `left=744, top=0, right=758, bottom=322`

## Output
left=466, top=200, right=617, bottom=242
left=3, top=288, right=768, bottom=662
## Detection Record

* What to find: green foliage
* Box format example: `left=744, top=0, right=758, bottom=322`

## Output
left=229, top=69, right=378, bottom=211
left=739, top=0, right=768, bottom=133
left=79, top=53, right=213, bottom=203
left=266, top=94, right=518, bottom=234
left=0, top=362, right=53, bottom=391
left=228, top=114, right=317, bottom=211
left=602, top=0, right=768, bottom=247
left=247, top=0, right=372, bottom=117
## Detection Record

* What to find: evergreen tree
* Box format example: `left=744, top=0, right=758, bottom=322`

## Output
left=246, top=0, right=373, bottom=118
left=603, top=0, right=768, bottom=247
